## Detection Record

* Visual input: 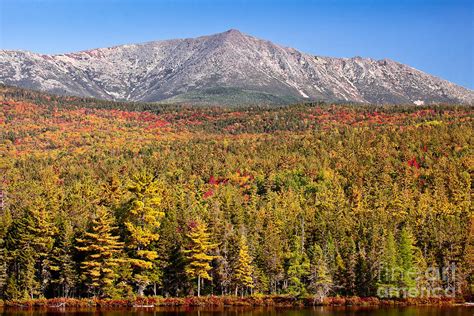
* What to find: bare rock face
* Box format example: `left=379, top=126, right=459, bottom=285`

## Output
left=1, top=29, right=472, bottom=105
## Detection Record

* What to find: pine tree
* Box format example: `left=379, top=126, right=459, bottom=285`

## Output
left=234, top=235, right=254, bottom=296
left=398, top=226, right=417, bottom=291
left=124, top=171, right=165, bottom=295
left=0, top=210, right=10, bottom=299
left=355, top=245, right=370, bottom=297
left=0, top=236, right=7, bottom=299
left=183, top=219, right=218, bottom=296
left=163, top=245, right=188, bottom=297
left=287, top=237, right=310, bottom=296
left=76, top=206, right=124, bottom=297
left=377, top=231, right=399, bottom=297
left=341, top=237, right=357, bottom=296
left=49, top=216, right=77, bottom=298
left=260, top=217, right=284, bottom=294
left=4, top=275, right=20, bottom=300
left=333, top=251, right=345, bottom=291
left=4, top=201, right=54, bottom=299
left=309, top=244, right=332, bottom=303
left=466, top=214, right=474, bottom=298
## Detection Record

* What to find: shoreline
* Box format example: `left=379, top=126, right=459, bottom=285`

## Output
left=0, top=295, right=463, bottom=309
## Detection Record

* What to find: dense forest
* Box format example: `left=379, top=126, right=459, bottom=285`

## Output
left=0, top=85, right=472, bottom=302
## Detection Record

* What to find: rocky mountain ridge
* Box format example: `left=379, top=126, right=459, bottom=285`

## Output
left=1, top=29, right=472, bottom=105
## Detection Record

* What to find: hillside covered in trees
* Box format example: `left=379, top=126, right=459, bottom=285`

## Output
left=0, top=85, right=472, bottom=302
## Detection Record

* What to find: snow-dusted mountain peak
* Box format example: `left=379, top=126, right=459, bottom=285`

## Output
left=0, top=30, right=472, bottom=105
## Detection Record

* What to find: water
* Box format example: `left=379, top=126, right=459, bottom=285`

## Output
left=1, top=306, right=472, bottom=316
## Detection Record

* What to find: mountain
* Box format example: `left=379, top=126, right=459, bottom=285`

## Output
left=1, top=29, right=473, bottom=105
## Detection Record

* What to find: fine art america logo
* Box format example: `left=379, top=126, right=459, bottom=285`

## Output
left=377, top=264, right=457, bottom=298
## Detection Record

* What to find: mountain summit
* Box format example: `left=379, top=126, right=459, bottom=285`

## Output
left=1, top=30, right=472, bottom=105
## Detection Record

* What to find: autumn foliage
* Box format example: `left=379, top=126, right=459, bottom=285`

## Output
left=0, top=85, right=472, bottom=302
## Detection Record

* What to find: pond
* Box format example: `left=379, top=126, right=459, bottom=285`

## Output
left=1, top=306, right=472, bottom=316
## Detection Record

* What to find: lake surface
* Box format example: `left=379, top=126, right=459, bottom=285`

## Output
left=1, top=306, right=473, bottom=316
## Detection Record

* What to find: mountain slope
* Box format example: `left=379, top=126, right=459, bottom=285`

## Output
left=1, top=29, right=473, bottom=105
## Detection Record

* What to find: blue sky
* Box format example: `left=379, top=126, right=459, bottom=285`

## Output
left=1, top=0, right=472, bottom=88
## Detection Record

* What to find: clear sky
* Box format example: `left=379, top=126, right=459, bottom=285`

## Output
left=1, top=0, right=472, bottom=89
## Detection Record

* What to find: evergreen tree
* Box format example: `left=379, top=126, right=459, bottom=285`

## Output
left=76, top=206, right=124, bottom=297
left=0, top=236, right=7, bottom=299
left=259, top=216, right=284, bottom=294
left=163, top=245, right=188, bottom=297
left=49, top=216, right=77, bottom=298
left=124, top=172, right=165, bottom=295
left=183, top=219, right=218, bottom=296
left=4, top=275, right=20, bottom=300
left=355, top=245, right=370, bottom=296
left=398, top=226, right=417, bottom=291
left=377, top=231, right=400, bottom=297
left=286, top=237, right=310, bottom=296
left=333, top=251, right=345, bottom=292
left=0, top=210, right=10, bottom=299
left=234, top=235, right=254, bottom=296
left=341, top=237, right=357, bottom=296
left=466, top=214, right=474, bottom=298
left=309, top=244, right=333, bottom=303
left=4, top=201, right=54, bottom=299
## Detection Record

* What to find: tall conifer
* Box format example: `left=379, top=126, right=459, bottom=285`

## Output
left=76, top=206, right=123, bottom=297
left=234, top=235, right=254, bottom=296
left=183, top=219, right=218, bottom=296
left=124, top=172, right=165, bottom=295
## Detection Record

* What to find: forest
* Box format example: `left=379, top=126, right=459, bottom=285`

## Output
left=0, top=85, right=472, bottom=303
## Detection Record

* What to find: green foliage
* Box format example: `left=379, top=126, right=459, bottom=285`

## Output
left=49, top=215, right=77, bottom=298
left=4, top=198, right=54, bottom=299
left=398, top=226, right=418, bottom=289
left=308, top=244, right=333, bottom=301
left=286, top=237, right=310, bottom=296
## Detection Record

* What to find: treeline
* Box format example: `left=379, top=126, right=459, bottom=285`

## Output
left=0, top=89, right=473, bottom=300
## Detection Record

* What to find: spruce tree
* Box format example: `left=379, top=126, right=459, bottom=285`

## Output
left=333, top=251, right=345, bottom=291
left=377, top=231, right=400, bottom=297
left=355, top=245, right=370, bottom=296
left=0, top=210, right=9, bottom=299
left=183, top=219, right=218, bottom=296
left=76, top=206, right=124, bottom=297
left=398, top=226, right=417, bottom=291
left=124, top=172, right=165, bottom=295
left=309, top=244, right=332, bottom=303
left=163, top=245, right=188, bottom=297
left=5, top=201, right=54, bottom=299
left=466, top=214, right=474, bottom=298
left=234, top=235, right=254, bottom=296
left=49, top=216, right=77, bottom=298
left=287, top=236, right=310, bottom=296
left=342, top=237, right=357, bottom=296
left=0, top=236, right=7, bottom=299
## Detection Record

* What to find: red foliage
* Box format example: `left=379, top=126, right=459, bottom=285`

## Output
left=408, top=157, right=420, bottom=169
left=187, top=220, right=198, bottom=229
left=208, top=175, right=218, bottom=185
left=208, top=175, right=229, bottom=186
left=203, top=188, right=214, bottom=199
